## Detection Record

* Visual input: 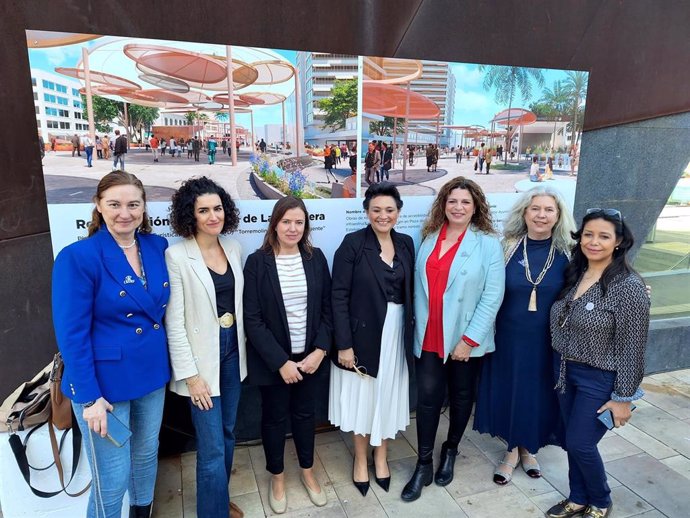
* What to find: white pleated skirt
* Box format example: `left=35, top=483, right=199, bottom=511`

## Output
left=328, top=302, right=409, bottom=446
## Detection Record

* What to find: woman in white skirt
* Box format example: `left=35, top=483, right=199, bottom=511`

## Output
left=329, top=182, right=415, bottom=496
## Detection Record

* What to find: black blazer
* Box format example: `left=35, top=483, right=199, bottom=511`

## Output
left=331, top=225, right=415, bottom=378
left=243, top=246, right=333, bottom=386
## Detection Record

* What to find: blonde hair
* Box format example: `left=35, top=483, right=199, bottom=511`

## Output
left=502, top=186, right=575, bottom=254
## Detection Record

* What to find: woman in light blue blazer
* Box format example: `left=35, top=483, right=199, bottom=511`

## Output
left=52, top=171, right=170, bottom=518
left=402, top=177, right=505, bottom=502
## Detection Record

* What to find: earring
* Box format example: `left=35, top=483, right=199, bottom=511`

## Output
left=615, top=246, right=619, bottom=250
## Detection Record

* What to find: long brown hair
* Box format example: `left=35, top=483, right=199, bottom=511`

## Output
left=87, top=171, right=152, bottom=236
left=421, top=176, right=495, bottom=238
left=260, top=196, right=313, bottom=256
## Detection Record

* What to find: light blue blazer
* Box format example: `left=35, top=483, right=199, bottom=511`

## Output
left=52, top=227, right=171, bottom=404
left=414, top=226, right=505, bottom=359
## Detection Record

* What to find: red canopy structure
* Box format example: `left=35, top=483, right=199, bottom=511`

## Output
left=26, top=31, right=100, bottom=48
left=491, top=108, right=537, bottom=127
left=362, top=81, right=440, bottom=119
left=56, top=67, right=141, bottom=90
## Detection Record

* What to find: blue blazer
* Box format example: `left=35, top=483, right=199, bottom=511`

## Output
left=414, top=226, right=505, bottom=359
left=52, top=227, right=171, bottom=404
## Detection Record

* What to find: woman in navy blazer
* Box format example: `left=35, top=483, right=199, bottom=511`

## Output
left=52, top=171, right=170, bottom=518
left=244, top=196, right=332, bottom=514
left=402, top=177, right=505, bottom=502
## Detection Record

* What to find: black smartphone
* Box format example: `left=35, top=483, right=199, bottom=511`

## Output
left=106, top=411, right=132, bottom=447
left=597, top=403, right=636, bottom=430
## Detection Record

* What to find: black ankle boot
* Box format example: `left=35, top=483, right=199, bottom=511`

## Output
left=434, top=442, right=458, bottom=486
left=401, top=462, right=433, bottom=502
left=129, top=504, right=152, bottom=518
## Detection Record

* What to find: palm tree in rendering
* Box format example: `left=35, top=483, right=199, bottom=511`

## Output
left=539, top=80, right=570, bottom=150
left=478, top=65, right=545, bottom=164
left=563, top=71, right=588, bottom=150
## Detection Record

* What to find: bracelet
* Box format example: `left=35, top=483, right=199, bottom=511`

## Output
left=185, top=375, right=201, bottom=386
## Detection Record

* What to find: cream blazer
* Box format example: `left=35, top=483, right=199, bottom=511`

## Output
left=165, top=236, right=247, bottom=397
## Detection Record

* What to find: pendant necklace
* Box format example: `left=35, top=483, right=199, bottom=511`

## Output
left=118, top=240, right=137, bottom=250
left=523, top=236, right=556, bottom=312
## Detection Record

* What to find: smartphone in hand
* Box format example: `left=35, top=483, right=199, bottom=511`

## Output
left=106, top=411, right=132, bottom=447
left=597, top=403, right=636, bottom=430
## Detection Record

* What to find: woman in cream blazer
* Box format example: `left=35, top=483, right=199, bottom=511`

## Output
left=165, top=177, right=246, bottom=518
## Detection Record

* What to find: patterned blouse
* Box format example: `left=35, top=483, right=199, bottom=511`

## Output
left=550, top=272, right=650, bottom=400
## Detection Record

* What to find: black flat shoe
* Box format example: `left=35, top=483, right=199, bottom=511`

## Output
left=401, top=462, right=433, bottom=502
left=372, top=447, right=390, bottom=492
left=435, top=442, right=458, bottom=486
left=545, top=499, right=586, bottom=518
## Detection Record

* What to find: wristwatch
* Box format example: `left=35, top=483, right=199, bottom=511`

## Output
left=82, top=400, right=96, bottom=408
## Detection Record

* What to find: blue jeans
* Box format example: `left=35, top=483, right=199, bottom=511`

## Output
left=554, top=353, right=615, bottom=508
left=190, top=326, right=241, bottom=518
left=85, top=146, right=94, bottom=167
left=73, top=386, right=165, bottom=518
left=113, top=154, right=125, bottom=171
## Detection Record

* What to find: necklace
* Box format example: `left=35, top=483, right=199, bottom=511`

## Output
left=118, top=240, right=137, bottom=250
left=522, top=236, right=556, bottom=312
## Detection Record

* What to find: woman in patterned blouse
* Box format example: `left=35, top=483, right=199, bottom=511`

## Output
left=546, top=209, right=650, bottom=518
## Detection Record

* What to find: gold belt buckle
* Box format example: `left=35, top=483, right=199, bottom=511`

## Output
left=219, top=313, right=235, bottom=328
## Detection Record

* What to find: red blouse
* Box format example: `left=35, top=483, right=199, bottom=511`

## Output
left=422, top=223, right=477, bottom=358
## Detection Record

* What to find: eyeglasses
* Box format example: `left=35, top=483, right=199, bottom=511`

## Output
left=586, top=208, right=622, bottom=220
left=352, top=356, right=369, bottom=378
left=558, top=300, right=574, bottom=328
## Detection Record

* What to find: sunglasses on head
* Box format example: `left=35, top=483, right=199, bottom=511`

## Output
left=585, top=208, right=622, bottom=220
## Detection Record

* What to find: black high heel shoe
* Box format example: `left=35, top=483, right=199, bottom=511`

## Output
left=372, top=447, right=391, bottom=492
left=352, top=462, right=370, bottom=497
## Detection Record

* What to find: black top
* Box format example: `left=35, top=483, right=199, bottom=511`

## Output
left=377, top=256, right=405, bottom=303
left=208, top=261, right=235, bottom=316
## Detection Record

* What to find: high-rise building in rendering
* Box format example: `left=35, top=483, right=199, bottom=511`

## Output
left=295, top=52, right=358, bottom=144
left=31, top=69, right=86, bottom=141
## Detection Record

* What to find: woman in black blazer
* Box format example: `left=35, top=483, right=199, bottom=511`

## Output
left=329, top=183, right=415, bottom=497
left=243, top=196, right=332, bottom=514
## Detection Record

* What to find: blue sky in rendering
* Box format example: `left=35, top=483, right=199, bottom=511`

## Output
left=449, top=63, right=587, bottom=129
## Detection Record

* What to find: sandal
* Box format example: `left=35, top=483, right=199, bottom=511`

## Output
left=520, top=452, right=541, bottom=478
left=493, top=451, right=519, bottom=485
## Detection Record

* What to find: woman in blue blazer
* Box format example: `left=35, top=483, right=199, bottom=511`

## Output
left=402, top=177, right=505, bottom=502
left=52, top=171, right=170, bottom=518
left=244, top=196, right=332, bottom=514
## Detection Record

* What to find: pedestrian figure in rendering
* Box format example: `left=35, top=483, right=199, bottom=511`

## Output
left=193, top=137, right=201, bottom=162
left=113, top=130, right=127, bottom=171
left=364, top=141, right=381, bottom=185
left=71, top=133, right=81, bottom=157
left=324, top=145, right=339, bottom=183
left=208, top=135, right=218, bottom=165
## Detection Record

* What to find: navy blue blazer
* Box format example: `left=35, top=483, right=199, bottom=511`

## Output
left=52, top=227, right=171, bottom=404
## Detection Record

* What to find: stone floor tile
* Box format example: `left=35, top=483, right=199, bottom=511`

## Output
left=386, top=432, right=417, bottom=461
left=529, top=489, right=567, bottom=514
left=641, top=379, right=690, bottom=419
left=660, top=454, right=690, bottom=481
left=456, top=484, right=545, bottom=518
left=374, top=456, right=467, bottom=516
left=599, top=435, right=643, bottom=463
left=630, top=511, right=670, bottom=518
left=606, top=473, right=623, bottom=489
left=232, top=447, right=260, bottom=497
left=613, top=424, right=677, bottom=459
left=464, top=423, right=510, bottom=457
left=315, top=430, right=346, bottom=446
left=626, top=404, right=690, bottom=457
left=232, top=491, right=266, bottom=518
left=443, top=449, right=504, bottom=499
left=606, top=453, right=690, bottom=518
left=152, top=456, right=183, bottom=518
left=534, top=445, right=571, bottom=496
left=317, top=440, right=356, bottom=487
left=333, top=482, right=388, bottom=518
left=180, top=451, right=198, bottom=517
left=280, top=500, right=347, bottom=518
left=510, top=463, right=559, bottom=497
left=668, top=369, right=690, bottom=385
left=608, top=485, right=654, bottom=517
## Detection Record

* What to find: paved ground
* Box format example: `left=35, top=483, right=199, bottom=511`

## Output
left=41, top=148, right=264, bottom=202
left=142, top=369, right=690, bottom=518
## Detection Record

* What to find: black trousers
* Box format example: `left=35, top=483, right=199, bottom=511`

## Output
left=259, top=367, right=316, bottom=474
left=415, top=351, right=482, bottom=462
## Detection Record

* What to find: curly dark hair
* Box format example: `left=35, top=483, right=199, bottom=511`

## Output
left=169, top=177, right=239, bottom=238
left=421, top=176, right=495, bottom=238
